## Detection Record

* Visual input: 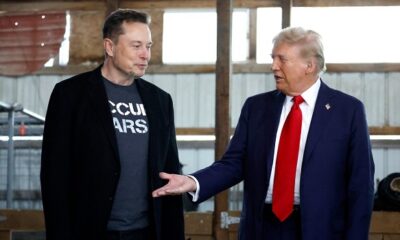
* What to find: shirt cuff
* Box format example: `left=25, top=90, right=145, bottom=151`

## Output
left=186, top=175, right=200, bottom=202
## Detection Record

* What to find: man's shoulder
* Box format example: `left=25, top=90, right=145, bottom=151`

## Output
left=56, top=68, right=98, bottom=89
left=246, top=89, right=281, bottom=104
left=323, top=83, right=364, bottom=107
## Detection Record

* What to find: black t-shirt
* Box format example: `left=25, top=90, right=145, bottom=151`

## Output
left=103, top=77, right=150, bottom=231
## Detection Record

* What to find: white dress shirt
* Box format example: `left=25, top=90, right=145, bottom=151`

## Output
left=190, top=79, right=321, bottom=203
left=265, top=79, right=321, bottom=204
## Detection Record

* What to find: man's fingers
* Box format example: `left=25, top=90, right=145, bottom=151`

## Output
left=152, top=186, right=181, bottom=197
left=158, top=172, right=171, bottom=180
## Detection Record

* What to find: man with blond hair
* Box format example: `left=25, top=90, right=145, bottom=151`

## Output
left=153, top=27, right=374, bottom=240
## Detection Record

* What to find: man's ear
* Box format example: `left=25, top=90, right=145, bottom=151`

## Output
left=104, top=38, right=114, bottom=57
left=305, top=58, right=317, bottom=74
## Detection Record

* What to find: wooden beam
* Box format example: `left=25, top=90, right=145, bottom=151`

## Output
left=120, top=0, right=280, bottom=9
left=369, top=127, right=400, bottom=135
left=68, top=11, right=104, bottom=64
left=147, top=9, right=164, bottom=65
left=1, top=0, right=400, bottom=12
left=35, top=63, right=400, bottom=75
left=147, top=63, right=400, bottom=73
left=175, top=127, right=400, bottom=136
left=326, top=63, right=400, bottom=72
left=0, top=2, right=106, bottom=12
left=105, top=0, right=119, bottom=17
left=214, top=0, right=232, bottom=239
left=282, top=0, right=293, bottom=28
left=248, top=9, right=257, bottom=61
left=294, top=0, right=400, bottom=7
left=176, top=128, right=216, bottom=135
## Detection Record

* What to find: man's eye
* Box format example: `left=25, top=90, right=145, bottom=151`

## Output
left=280, top=57, right=288, bottom=62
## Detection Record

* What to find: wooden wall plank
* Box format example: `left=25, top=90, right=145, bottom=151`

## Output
left=175, top=127, right=400, bottom=136
left=214, top=0, right=232, bottom=239
left=2, top=0, right=399, bottom=12
left=69, top=11, right=104, bottom=65
left=36, top=63, right=400, bottom=75
left=370, top=211, right=400, bottom=234
left=248, top=9, right=257, bottom=62
left=0, top=1, right=105, bottom=12
left=0, top=209, right=44, bottom=230
left=282, top=0, right=293, bottom=28
left=147, top=9, right=164, bottom=65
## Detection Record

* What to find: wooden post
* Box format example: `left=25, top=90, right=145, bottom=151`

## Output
left=214, top=0, right=232, bottom=240
left=282, top=0, right=292, bottom=28
left=105, top=0, right=119, bottom=17
left=248, top=8, right=257, bottom=62
left=147, top=9, right=164, bottom=65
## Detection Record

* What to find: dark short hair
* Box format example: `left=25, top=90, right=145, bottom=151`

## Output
left=102, top=9, right=150, bottom=42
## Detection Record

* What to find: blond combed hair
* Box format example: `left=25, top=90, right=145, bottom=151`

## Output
left=273, top=27, right=327, bottom=73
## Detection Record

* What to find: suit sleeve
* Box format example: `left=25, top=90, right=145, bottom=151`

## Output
left=346, top=101, right=375, bottom=239
left=40, top=83, right=74, bottom=239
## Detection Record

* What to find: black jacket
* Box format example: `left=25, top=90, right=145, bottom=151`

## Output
left=40, top=66, right=184, bottom=240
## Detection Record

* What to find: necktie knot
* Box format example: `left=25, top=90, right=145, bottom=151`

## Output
left=292, top=95, right=304, bottom=106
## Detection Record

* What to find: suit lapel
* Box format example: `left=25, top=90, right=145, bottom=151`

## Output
left=86, top=66, right=119, bottom=160
left=135, top=79, right=165, bottom=172
left=265, top=92, right=285, bottom=186
left=262, top=91, right=285, bottom=199
left=303, top=81, right=334, bottom=165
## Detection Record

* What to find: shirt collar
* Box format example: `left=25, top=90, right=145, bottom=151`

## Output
left=285, top=78, right=321, bottom=108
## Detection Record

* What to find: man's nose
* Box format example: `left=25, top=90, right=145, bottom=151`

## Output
left=140, top=47, right=150, bottom=60
left=271, top=60, right=279, bottom=71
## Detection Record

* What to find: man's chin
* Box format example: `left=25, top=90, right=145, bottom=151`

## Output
left=131, top=71, right=145, bottom=79
left=275, top=82, right=284, bottom=91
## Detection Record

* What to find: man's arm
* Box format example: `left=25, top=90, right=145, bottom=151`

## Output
left=40, top=83, right=73, bottom=239
left=346, top=101, right=375, bottom=239
left=153, top=98, right=252, bottom=201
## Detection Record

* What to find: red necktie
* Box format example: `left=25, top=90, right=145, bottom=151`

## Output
left=272, top=95, right=304, bottom=222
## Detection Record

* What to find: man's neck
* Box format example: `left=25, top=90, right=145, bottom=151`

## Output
left=101, top=63, right=135, bottom=86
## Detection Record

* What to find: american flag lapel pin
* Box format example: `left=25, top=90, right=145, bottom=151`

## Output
left=325, top=103, right=331, bottom=110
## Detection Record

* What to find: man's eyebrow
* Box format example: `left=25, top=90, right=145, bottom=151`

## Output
left=130, top=40, right=153, bottom=45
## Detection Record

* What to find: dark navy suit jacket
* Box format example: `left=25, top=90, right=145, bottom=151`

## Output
left=192, top=81, right=374, bottom=240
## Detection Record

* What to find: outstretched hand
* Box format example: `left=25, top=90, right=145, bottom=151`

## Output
left=152, top=172, right=197, bottom=197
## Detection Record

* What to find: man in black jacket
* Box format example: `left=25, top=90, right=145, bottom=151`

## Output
left=40, top=9, right=184, bottom=240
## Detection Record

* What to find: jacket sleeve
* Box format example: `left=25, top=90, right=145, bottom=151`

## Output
left=346, top=101, right=375, bottom=240
left=40, top=83, right=74, bottom=239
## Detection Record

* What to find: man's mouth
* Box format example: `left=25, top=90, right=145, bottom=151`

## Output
left=137, top=64, right=148, bottom=69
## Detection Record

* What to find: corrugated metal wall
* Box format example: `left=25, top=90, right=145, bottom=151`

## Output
left=2, top=72, right=400, bottom=127
left=1, top=72, right=400, bottom=210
